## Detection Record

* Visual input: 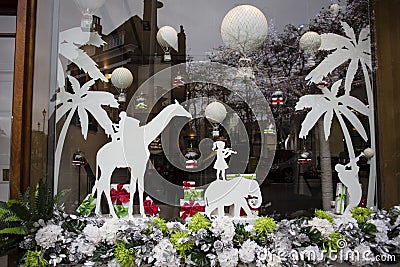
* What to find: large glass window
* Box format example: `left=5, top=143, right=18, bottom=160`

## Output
left=35, top=0, right=375, bottom=218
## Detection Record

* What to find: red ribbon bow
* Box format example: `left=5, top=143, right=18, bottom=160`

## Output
left=144, top=198, right=159, bottom=216
left=183, top=181, right=194, bottom=190
left=110, top=184, right=130, bottom=205
left=180, top=201, right=205, bottom=219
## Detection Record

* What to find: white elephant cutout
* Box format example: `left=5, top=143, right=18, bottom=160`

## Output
left=204, top=177, right=262, bottom=218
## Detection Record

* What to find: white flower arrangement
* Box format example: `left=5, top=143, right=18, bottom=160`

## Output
left=307, top=217, right=335, bottom=237
left=34, top=224, right=63, bottom=249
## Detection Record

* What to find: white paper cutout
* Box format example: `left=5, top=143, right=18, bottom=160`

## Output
left=58, top=27, right=107, bottom=89
left=204, top=177, right=262, bottom=218
left=91, top=101, right=192, bottom=218
left=335, top=153, right=363, bottom=214
left=212, top=141, right=237, bottom=180
left=298, top=21, right=376, bottom=208
left=54, top=76, right=119, bottom=195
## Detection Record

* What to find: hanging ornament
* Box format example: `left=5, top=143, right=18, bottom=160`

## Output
left=73, top=0, right=107, bottom=30
left=135, top=93, right=148, bottom=110
left=298, top=142, right=312, bottom=164
left=329, top=3, right=340, bottom=15
left=185, top=144, right=200, bottom=169
left=299, top=31, right=321, bottom=53
left=205, top=102, right=227, bottom=138
left=221, top=5, right=268, bottom=57
left=263, top=123, right=276, bottom=134
left=271, top=91, right=284, bottom=106
left=157, top=26, right=178, bottom=62
left=221, top=5, right=268, bottom=79
left=300, top=31, right=321, bottom=68
left=111, top=67, right=133, bottom=103
left=172, top=74, right=185, bottom=87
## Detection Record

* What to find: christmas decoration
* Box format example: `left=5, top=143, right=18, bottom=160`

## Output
left=299, top=31, right=321, bottom=52
left=73, top=0, right=107, bottom=29
left=111, top=67, right=133, bottom=103
left=205, top=101, right=227, bottom=137
left=156, top=26, right=178, bottom=61
left=179, top=200, right=205, bottom=219
left=221, top=5, right=268, bottom=57
left=143, top=196, right=160, bottom=216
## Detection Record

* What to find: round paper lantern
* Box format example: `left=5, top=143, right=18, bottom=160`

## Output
left=363, top=148, right=375, bottom=159
left=221, top=5, right=268, bottom=57
left=329, top=3, right=340, bottom=15
left=157, top=26, right=178, bottom=51
left=111, top=67, right=133, bottom=90
left=299, top=31, right=321, bottom=52
left=205, top=102, right=227, bottom=124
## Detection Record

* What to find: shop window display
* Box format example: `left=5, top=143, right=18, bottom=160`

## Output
left=2, top=0, right=398, bottom=266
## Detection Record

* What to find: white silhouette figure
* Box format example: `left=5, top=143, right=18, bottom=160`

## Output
left=91, top=101, right=192, bottom=218
left=335, top=152, right=364, bottom=214
left=212, top=141, right=237, bottom=180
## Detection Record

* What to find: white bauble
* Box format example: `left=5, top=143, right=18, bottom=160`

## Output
left=111, top=67, right=133, bottom=89
left=329, top=3, right=340, bottom=15
left=221, top=5, right=268, bottom=56
left=205, top=102, right=227, bottom=124
left=157, top=26, right=178, bottom=50
left=299, top=31, right=321, bottom=52
left=363, top=148, right=375, bottom=159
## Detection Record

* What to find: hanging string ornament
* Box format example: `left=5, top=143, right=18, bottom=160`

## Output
left=157, top=26, right=178, bottom=62
left=221, top=5, right=268, bottom=79
left=111, top=67, right=133, bottom=103
left=299, top=31, right=321, bottom=68
left=204, top=102, right=227, bottom=138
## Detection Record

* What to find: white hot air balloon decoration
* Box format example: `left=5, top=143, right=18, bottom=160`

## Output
left=205, top=102, right=227, bottom=138
left=157, top=26, right=178, bottom=62
left=74, top=0, right=107, bottom=30
left=221, top=5, right=268, bottom=79
left=111, top=67, right=133, bottom=102
left=299, top=31, right=321, bottom=68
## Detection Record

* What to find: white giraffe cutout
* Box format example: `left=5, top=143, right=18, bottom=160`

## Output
left=91, top=101, right=192, bottom=218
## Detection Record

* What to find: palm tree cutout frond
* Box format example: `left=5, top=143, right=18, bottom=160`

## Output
left=296, top=80, right=368, bottom=159
left=57, top=27, right=108, bottom=89
left=305, top=22, right=371, bottom=95
left=54, top=76, right=119, bottom=195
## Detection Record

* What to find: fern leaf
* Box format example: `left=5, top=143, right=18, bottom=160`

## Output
left=0, top=226, right=29, bottom=235
left=54, top=189, right=71, bottom=205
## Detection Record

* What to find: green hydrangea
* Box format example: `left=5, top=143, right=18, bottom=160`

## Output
left=169, top=230, right=194, bottom=258
left=254, top=216, right=276, bottom=235
left=114, top=241, right=136, bottom=267
left=23, top=249, right=49, bottom=267
left=153, top=217, right=168, bottom=232
left=351, top=207, right=372, bottom=224
left=188, top=213, right=211, bottom=233
left=314, top=209, right=334, bottom=223
left=323, top=231, right=342, bottom=254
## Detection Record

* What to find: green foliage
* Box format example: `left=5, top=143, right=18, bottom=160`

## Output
left=188, top=213, right=211, bottom=233
left=314, top=209, right=334, bottom=223
left=23, top=249, right=49, bottom=267
left=254, top=216, right=276, bottom=243
left=92, top=244, right=114, bottom=264
left=0, top=179, right=68, bottom=256
left=114, top=241, right=136, bottom=267
left=322, top=231, right=342, bottom=253
left=190, top=248, right=210, bottom=267
left=114, top=205, right=128, bottom=218
left=152, top=217, right=168, bottom=232
left=233, top=223, right=251, bottom=247
left=78, top=195, right=96, bottom=217
left=351, top=207, right=372, bottom=224
left=170, top=230, right=194, bottom=258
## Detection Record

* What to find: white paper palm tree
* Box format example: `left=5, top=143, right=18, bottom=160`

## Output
left=58, top=27, right=108, bottom=89
left=54, top=76, right=118, bottom=195
left=296, top=80, right=369, bottom=160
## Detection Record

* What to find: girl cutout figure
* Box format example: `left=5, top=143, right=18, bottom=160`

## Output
left=212, top=141, right=237, bottom=180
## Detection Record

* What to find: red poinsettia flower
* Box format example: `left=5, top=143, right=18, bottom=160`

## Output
left=110, top=184, right=130, bottom=205
left=144, top=197, right=159, bottom=216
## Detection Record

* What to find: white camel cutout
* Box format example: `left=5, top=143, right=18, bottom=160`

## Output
left=91, top=101, right=192, bottom=218
left=335, top=152, right=364, bottom=215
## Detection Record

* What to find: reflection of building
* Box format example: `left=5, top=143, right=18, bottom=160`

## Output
left=61, top=0, right=187, bottom=210
left=31, top=129, right=47, bottom=186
